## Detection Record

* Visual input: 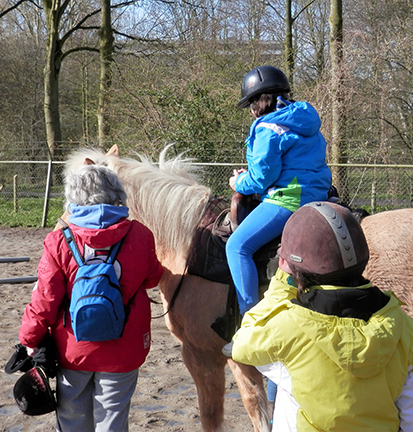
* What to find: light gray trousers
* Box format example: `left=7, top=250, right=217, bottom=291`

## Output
left=56, top=367, right=139, bottom=432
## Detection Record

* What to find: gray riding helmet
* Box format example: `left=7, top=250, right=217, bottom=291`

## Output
left=277, top=202, right=369, bottom=283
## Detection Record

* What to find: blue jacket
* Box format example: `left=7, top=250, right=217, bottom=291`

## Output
left=234, top=101, right=331, bottom=212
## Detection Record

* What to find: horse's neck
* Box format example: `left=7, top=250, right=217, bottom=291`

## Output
left=116, top=174, right=210, bottom=261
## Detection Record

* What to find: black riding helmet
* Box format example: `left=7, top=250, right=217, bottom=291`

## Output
left=237, top=66, right=291, bottom=109
left=13, top=366, right=56, bottom=416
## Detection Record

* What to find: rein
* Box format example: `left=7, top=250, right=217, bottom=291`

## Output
left=151, top=264, right=188, bottom=319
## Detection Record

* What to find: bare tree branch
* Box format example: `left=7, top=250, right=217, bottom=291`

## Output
left=113, top=28, right=164, bottom=42
left=61, top=46, right=99, bottom=62
left=386, top=59, right=412, bottom=75
left=56, top=0, right=71, bottom=23
left=0, top=0, right=39, bottom=19
left=61, top=8, right=101, bottom=46
left=379, top=116, right=412, bottom=150
left=60, top=0, right=142, bottom=48
left=293, top=0, right=317, bottom=21
left=112, top=1, right=140, bottom=8
left=262, top=1, right=284, bottom=21
left=262, top=0, right=317, bottom=23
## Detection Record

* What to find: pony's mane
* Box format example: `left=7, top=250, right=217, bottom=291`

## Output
left=66, top=147, right=213, bottom=259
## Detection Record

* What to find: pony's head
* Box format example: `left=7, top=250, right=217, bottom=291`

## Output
left=65, top=144, right=119, bottom=173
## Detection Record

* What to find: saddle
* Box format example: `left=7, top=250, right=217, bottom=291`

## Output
left=188, top=186, right=347, bottom=285
left=187, top=193, right=280, bottom=285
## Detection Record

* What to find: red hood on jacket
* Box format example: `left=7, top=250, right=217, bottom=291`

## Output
left=68, top=218, right=132, bottom=249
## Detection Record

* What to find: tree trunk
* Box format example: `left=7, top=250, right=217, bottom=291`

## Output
left=284, top=0, right=294, bottom=91
left=97, top=0, right=114, bottom=149
left=42, top=0, right=63, bottom=159
left=82, top=60, right=90, bottom=143
left=329, top=0, right=347, bottom=199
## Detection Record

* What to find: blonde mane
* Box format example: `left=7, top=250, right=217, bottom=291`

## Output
left=66, top=146, right=212, bottom=259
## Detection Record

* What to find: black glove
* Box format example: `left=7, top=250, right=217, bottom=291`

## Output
left=32, top=334, right=58, bottom=379
left=5, top=334, right=58, bottom=379
left=5, top=344, right=33, bottom=374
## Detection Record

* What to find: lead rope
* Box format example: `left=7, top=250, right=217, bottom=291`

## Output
left=151, top=264, right=188, bottom=319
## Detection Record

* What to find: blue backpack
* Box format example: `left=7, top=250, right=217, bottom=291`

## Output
left=62, top=227, right=128, bottom=342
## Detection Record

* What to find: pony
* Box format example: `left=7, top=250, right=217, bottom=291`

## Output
left=59, top=145, right=413, bottom=432
left=361, top=208, right=413, bottom=316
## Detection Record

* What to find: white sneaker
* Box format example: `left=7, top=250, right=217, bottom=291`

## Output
left=222, top=341, right=233, bottom=357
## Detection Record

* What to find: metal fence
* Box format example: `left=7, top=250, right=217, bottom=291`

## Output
left=1, top=160, right=412, bottom=228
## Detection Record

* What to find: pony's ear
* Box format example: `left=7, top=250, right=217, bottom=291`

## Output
left=84, top=158, right=95, bottom=165
left=106, top=144, right=119, bottom=157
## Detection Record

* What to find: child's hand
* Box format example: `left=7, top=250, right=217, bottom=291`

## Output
left=229, top=169, right=246, bottom=191
left=229, top=169, right=239, bottom=190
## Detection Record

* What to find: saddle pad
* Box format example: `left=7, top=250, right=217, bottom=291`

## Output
left=187, top=198, right=232, bottom=283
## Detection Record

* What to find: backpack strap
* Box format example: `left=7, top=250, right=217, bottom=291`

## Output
left=121, top=289, right=139, bottom=337
left=58, top=217, right=69, bottom=229
left=106, top=236, right=125, bottom=265
left=61, top=226, right=83, bottom=329
left=62, top=225, right=126, bottom=267
left=61, top=226, right=85, bottom=267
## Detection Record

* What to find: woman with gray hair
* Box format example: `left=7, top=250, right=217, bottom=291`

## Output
left=64, top=164, right=127, bottom=212
left=19, top=163, right=164, bottom=431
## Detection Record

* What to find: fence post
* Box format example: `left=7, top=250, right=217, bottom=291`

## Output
left=13, top=174, right=18, bottom=212
left=42, top=160, right=53, bottom=228
left=371, top=180, right=377, bottom=214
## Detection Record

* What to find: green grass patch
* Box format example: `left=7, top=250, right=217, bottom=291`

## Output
left=0, top=197, right=64, bottom=228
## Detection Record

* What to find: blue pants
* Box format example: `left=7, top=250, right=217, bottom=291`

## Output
left=267, top=379, right=278, bottom=402
left=226, top=202, right=293, bottom=315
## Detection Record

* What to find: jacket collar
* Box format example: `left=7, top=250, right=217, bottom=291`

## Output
left=69, top=204, right=129, bottom=229
left=294, top=282, right=390, bottom=321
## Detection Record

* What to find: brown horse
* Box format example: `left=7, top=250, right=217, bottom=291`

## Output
left=59, top=145, right=413, bottom=432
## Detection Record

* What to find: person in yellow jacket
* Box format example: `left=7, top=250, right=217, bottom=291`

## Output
left=229, top=202, right=413, bottom=432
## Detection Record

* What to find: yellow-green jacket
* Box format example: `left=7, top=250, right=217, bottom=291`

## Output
left=232, top=269, right=413, bottom=431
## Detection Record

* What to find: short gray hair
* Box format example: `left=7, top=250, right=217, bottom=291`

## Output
left=64, top=165, right=127, bottom=213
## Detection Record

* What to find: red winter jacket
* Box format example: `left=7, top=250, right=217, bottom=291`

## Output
left=19, top=218, right=164, bottom=372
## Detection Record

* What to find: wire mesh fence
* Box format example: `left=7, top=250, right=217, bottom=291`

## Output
left=0, top=159, right=412, bottom=228
left=331, top=164, right=413, bottom=212
left=0, top=161, right=66, bottom=227
left=197, top=163, right=413, bottom=212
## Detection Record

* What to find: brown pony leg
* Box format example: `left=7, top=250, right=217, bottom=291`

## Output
left=228, top=359, right=271, bottom=432
left=181, top=342, right=227, bottom=432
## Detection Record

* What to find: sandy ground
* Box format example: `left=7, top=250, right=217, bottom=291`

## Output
left=0, top=227, right=254, bottom=432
